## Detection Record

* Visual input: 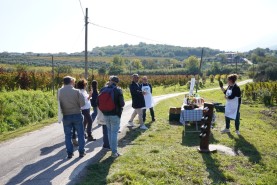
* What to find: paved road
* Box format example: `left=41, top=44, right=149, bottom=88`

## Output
left=0, top=79, right=252, bottom=185
left=243, top=58, right=253, bottom=65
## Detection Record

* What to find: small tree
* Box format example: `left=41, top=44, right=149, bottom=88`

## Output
left=108, top=55, right=125, bottom=75
left=184, top=56, right=200, bottom=75
left=98, top=66, right=106, bottom=75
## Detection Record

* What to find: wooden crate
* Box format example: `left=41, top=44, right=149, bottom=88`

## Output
left=169, top=107, right=181, bottom=121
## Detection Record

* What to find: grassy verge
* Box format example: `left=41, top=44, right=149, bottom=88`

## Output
left=0, top=117, right=57, bottom=142
left=79, top=89, right=277, bottom=185
left=0, top=90, right=57, bottom=142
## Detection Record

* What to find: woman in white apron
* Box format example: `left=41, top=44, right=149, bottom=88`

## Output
left=141, top=76, right=155, bottom=122
left=220, top=74, right=241, bottom=135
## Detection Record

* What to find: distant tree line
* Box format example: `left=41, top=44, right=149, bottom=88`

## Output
left=91, top=42, right=222, bottom=60
left=241, top=48, right=277, bottom=82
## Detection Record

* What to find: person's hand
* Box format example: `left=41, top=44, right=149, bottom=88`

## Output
left=219, top=80, right=223, bottom=88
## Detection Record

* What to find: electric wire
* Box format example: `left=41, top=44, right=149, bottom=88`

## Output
left=78, top=0, right=85, bottom=17
left=89, top=22, right=161, bottom=44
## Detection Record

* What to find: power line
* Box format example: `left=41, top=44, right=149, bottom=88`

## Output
left=89, top=22, right=161, bottom=43
left=78, top=0, right=85, bottom=17
left=71, top=25, right=85, bottom=52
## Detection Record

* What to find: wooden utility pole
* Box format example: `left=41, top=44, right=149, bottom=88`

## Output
left=51, top=55, right=54, bottom=95
left=199, top=48, right=204, bottom=71
left=85, top=8, right=88, bottom=80
left=196, top=48, right=204, bottom=94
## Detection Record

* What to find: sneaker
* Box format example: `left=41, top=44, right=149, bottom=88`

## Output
left=235, top=130, right=240, bottom=135
left=140, top=125, right=148, bottom=130
left=128, top=121, right=135, bottom=127
left=221, top=128, right=230, bottom=133
left=111, top=152, right=121, bottom=158
left=152, top=118, right=156, bottom=122
left=67, top=153, right=74, bottom=159
left=87, top=135, right=96, bottom=142
left=79, top=152, right=86, bottom=158
left=72, top=139, right=79, bottom=146
left=103, top=146, right=111, bottom=151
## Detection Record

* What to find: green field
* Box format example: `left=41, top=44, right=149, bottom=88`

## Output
left=78, top=89, right=277, bottom=185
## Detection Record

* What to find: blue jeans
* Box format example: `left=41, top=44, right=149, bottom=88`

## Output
left=72, top=108, right=93, bottom=138
left=104, top=115, right=120, bottom=154
left=63, top=114, right=85, bottom=154
left=91, top=107, right=98, bottom=123
left=102, top=125, right=110, bottom=148
left=225, top=105, right=240, bottom=131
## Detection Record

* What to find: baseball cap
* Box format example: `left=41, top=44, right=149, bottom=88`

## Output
left=110, top=76, right=119, bottom=83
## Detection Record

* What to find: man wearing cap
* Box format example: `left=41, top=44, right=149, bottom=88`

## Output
left=59, top=76, right=86, bottom=159
left=128, top=74, right=148, bottom=130
left=99, top=76, right=125, bottom=158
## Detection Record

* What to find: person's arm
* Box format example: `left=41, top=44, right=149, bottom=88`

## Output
left=221, top=87, right=226, bottom=94
left=129, top=84, right=135, bottom=96
left=117, top=89, right=125, bottom=107
left=129, top=83, right=142, bottom=96
left=149, top=83, right=153, bottom=94
left=78, top=91, right=86, bottom=107
left=219, top=80, right=226, bottom=93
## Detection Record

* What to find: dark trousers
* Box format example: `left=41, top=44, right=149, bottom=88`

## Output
left=225, top=105, right=240, bottom=131
left=72, top=109, right=93, bottom=139
left=142, top=107, right=155, bottom=122
left=91, top=106, right=98, bottom=123
left=102, top=125, right=110, bottom=148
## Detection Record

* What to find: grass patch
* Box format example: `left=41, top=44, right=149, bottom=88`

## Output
left=79, top=88, right=277, bottom=185
left=0, top=90, right=57, bottom=141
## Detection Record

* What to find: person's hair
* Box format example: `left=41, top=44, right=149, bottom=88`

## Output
left=91, top=80, right=98, bottom=92
left=63, top=76, right=74, bottom=85
left=132, top=74, right=139, bottom=77
left=76, top=79, right=87, bottom=89
left=227, top=74, right=238, bottom=83
left=63, top=78, right=71, bottom=85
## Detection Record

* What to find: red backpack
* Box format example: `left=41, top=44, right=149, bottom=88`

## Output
left=98, top=87, right=116, bottom=112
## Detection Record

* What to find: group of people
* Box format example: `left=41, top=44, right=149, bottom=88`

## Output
left=58, top=72, right=241, bottom=159
left=58, top=74, right=155, bottom=159
left=128, top=74, right=155, bottom=130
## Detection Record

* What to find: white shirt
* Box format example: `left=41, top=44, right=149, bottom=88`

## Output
left=80, top=89, right=91, bottom=110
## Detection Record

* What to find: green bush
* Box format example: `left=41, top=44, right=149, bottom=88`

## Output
left=0, top=90, right=57, bottom=133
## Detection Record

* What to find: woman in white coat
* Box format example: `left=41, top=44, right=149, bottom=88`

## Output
left=141, top=76, right=155, bottom=122
left=220, top=74, right=241, bottom=135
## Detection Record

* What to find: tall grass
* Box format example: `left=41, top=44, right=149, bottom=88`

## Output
left=0, top=90, right=57, bottom=133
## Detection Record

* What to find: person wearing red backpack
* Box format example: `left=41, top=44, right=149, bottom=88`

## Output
left=97, top=76, right=125, bottom=157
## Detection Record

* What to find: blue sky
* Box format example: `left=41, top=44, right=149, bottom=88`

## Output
left=0, top=0, right=276, bottom=53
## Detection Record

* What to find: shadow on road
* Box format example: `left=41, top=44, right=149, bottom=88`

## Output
left=71, top=121, right=155, bottom=185
left=40, top=142, right=64, bottom=156
left=7, top=137, right=104, bottom=185
left=7, top=148, right=78, bottom=185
